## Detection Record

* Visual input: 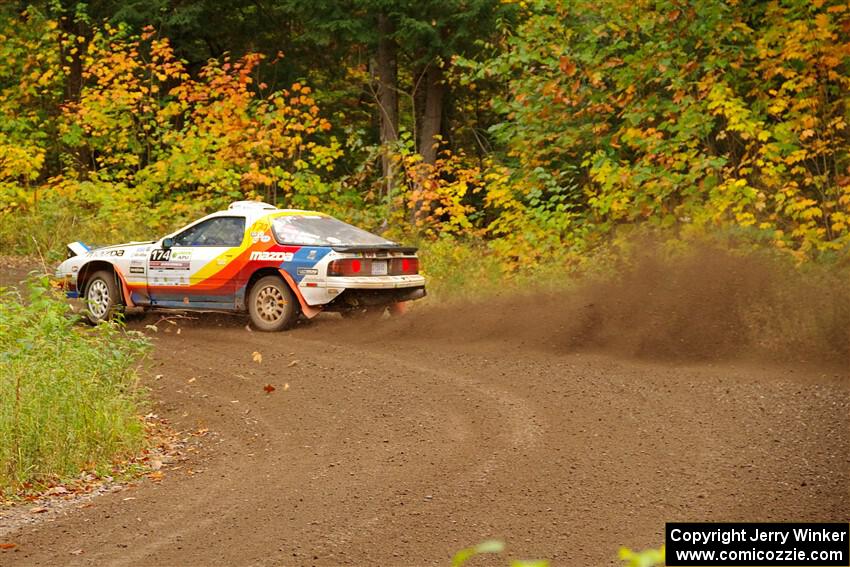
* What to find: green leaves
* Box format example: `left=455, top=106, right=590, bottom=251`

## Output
left=452, top=540, right=505, bottom=566
left=464, top=0, right=850, bottom=259
left=618, top=546, right=665, bottom=567
left=451, top=540, right=550, bottom=567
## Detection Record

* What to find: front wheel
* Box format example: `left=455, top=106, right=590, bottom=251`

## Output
left=248, top=276, right=298, bottom=332
left=83, top=270, right=121, bottom=324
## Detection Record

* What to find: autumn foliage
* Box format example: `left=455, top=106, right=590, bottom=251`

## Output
left=1, top=16, right=339, bottom=241
left=469, top=0, right=850, bottom=262
left=2, top=1, right=850, bottom=270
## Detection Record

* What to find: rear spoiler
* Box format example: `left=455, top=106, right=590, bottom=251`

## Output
left=331, top=245, right=418, bottom=254
left=67, top=241, right=90, bottom=258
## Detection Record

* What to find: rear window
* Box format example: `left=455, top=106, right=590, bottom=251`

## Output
left=271, top=215, right=395, bottom=246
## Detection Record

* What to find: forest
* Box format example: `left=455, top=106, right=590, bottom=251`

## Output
left=2, top=0, right=849, bottom=282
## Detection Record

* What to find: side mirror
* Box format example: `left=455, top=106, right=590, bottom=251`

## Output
left=162, top=237, right=174, bottom=249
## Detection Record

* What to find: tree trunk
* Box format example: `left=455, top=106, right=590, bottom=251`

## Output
left=418, top=65, right=444, bottom=165
left=59, top=14, right=91, bottom=174
left=411, top=64, right=444, bottom=223
left=375, top=14, right=399, bottom=202
left=412, top=65, right=427, bottom=150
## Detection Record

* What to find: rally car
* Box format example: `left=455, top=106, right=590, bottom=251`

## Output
left=55, top=201, right=426, bottom=331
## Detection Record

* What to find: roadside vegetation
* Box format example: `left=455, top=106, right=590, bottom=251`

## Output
left=1, top=0, right=849, bottom=282
left=449, top=540, right=664, bottom=566
left=0, top=276, right=149, bottom=496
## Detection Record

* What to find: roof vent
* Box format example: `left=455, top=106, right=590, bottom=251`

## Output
left=228, top=201, right=277, bottom=211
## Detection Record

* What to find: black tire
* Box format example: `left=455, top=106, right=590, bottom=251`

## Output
left=83, top=270, right=121, bottom=324
left=247, top=275, right=298, bottom=332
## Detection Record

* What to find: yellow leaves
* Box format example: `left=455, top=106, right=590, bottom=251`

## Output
left=830, top=211, right=847, bottom=233
left=735, top=211, right=756, bottom=226
left=767, top=97, right=788, bottom=115
left=814, top=13, right=831, bottom=32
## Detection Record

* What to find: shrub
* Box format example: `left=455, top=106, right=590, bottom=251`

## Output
left=0, top=275, right=150, bottom=494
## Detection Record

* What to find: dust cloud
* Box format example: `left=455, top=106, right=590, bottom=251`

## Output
left=358, top=247, right=850, bottom=366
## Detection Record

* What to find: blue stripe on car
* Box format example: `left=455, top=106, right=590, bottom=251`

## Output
left=280, top=247, right=330, bottom=283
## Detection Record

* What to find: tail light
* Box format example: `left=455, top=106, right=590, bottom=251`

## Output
left=327, top=257, right=420, bottom=276
left=327, top=259, right=364, bottom=276
left=390, top=257, right=419, bottom=275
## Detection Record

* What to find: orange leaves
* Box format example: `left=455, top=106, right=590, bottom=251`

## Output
left=559, top=56, right=577, bottom=77
left=50, top=23, right=337, bottom=212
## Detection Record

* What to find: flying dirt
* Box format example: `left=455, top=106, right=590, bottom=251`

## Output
left=1, top=248, right=848, bottom=566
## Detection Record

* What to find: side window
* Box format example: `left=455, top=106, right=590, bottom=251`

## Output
left=172, top=217, right=246, bottom=247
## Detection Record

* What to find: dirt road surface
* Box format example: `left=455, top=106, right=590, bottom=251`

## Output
left=2, top=295, right=848, bottom=566
left=3, top=254, right=850, bottom=566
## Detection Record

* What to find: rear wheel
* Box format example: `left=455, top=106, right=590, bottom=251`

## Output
left=248, top=275, right=298, bottom=332
left=83, top=270, right=121, bottom=324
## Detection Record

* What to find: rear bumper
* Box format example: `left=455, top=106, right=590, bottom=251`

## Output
left=322, top=274, right=425, bottom=289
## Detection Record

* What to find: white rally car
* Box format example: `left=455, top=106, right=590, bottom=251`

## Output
left=55, top=202, right=426, bottom=331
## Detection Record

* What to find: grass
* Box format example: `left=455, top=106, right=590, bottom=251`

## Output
left=0, top=275, right=150, bottom=495
left=0, top=200, right=165, bottom=263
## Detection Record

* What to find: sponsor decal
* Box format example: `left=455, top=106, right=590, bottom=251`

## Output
left=250, top=251, right=294, bottom=262
left=151, top=275, right=189, bottom=286
left=129, top=266, right=145, bottom=274
left=307, top=249, right=317, bottom=260
left=87, top=248, right=125, bottom=257
left=150, top=260, right=190, bottom=270
left=250, top=231, right=271, bottom=243
left=132, top=247, right=150, bottom=257
left=297, top=267, right=318, bottom=276
left=149, top=249, right=191, bottom=268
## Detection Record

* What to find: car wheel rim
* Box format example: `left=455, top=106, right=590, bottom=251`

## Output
left=87, top=279, right=110, bottom=319
left=256, top=286, right=287, bottom=323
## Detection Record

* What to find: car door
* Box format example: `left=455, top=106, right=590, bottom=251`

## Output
left=147, top=216, right=247, bottom=307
